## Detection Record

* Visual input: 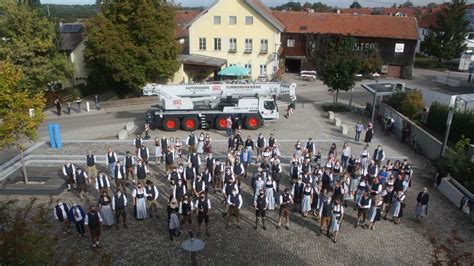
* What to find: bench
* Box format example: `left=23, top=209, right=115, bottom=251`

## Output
left=125, top=122, right=135, bottom=131
left=328, top=111, right=335, bottom=120
left=340, top=124, right=348, bottom=135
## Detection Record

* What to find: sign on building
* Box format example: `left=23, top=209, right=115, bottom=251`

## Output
left=395, top=43, right=405, bottom=53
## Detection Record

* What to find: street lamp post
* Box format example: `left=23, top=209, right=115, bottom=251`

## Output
left=440, top=106, right=455, bottom=157
left=181, top=237, right=205, bottom=266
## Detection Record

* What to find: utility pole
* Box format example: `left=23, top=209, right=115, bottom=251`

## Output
left=440, top=106, right=455, bottom=157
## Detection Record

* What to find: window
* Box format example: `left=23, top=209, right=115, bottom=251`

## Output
left=259, top=64, right=267, bottom=76
left=263, top=101, right=275, bottom=110
left=468, top=33, right=474, bottom=40
left=245, top=39, right=252, bottom=53
left=260, top=39, right=268, bottom=53
left=199, top=38, right=206, bottom=50
left=287, top=39, right=295, bottom=48
left=244, top=64, right=252, bottom=73
left=213, top=16, right=221, bottom=25
left=229, top=63, right=236, bottom=66
left=245, top=16, right=253, bottom=25
left=229, top=16, right=237, bottom=25
left=214, top=38, right=221, bottom=51
left=179, top=38, right=185, bottom=44
left=229, top=38, right=237, bottom=52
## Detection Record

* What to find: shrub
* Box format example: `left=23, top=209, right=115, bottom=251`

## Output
left=386, top=90, right=424, bottom=119
left=426, top=102, right=474, bottom=144
left=321, top=103, right=350, bottom=112
left=433, top=137, right=474, bottom=192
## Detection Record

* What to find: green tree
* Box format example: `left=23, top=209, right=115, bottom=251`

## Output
left=85, top=0, right=179, bottom=96
left=0, top=62, right=46, bottom=183
left=427, top=2, right=437, bottom=8
left=0, top=1, right=72, bottom=92
left=359, top=49, right=383, bottom=76
left=349, top=1, right=362, bottom=9
left=422, top=0, right=469, bottom=61
left=309, top=36, right=361, bottom=106
left=311, top=2, right=333, bottom=12
left=386, top=90, right=424, bottom=119
left=401, top=1, right=414, bottom=7
left=0, top=198, right=57, bottom=265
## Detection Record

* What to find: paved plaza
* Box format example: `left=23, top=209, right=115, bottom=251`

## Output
left=1, top=79, right=473, bottom=265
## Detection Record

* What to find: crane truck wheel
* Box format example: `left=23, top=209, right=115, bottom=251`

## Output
left=181, top=117, right=199, bottom=131
left=244, top=115, right=261, bottom=130
left=215, top=116, right=228, bottom=130
left=162, top=117, right=180, bottom=131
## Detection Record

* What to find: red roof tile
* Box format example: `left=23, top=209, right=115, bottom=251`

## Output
left=175, top=10, right=200, bottom=39
left=273, top=11, right=418, bottom=40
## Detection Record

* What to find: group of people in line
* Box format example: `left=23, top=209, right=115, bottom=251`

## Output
left=55, top=129, right=430, bottom=247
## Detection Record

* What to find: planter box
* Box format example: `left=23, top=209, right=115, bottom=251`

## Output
left=437, top=176, right=473, bottom=214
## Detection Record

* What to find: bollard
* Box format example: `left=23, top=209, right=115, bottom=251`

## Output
left=86, top=102, right=90, bottom=112
left=53, top=124, right=63, bottom=149
left=48, top=124, right=56, bottom=149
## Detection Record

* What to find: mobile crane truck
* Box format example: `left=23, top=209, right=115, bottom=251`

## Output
left=143, top=81, right=297, bottom=131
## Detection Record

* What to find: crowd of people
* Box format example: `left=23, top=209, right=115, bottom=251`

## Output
left=55, top=128, right=430, bottom=247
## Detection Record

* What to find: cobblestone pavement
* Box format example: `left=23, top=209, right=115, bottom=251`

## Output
left=2, top=85, right=474, bottom=265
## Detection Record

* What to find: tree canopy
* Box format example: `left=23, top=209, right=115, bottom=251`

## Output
left=273, top=1, right=333, bottom=12
left=422, top=0, right=469, bottom=61
left=0, top=1, right=72, bottom=92
left=308, top=36, right=362, bottom=105
left=349, top=1, right=362, bottom=9
left=0, top=62, right=46, bottom=183
left=84, top=0, right=179, bottom=97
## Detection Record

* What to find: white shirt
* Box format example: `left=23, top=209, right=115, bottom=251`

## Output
left=54, top=203, right=68, bottom=220
left=84, top=212, right=103, bottom=225
left=112, top=194, right=128, bottom=210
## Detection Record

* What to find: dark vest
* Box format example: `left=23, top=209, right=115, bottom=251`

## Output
left=135, top=138, right=142, bottom=148
left=146, top=186, right=157, bottom=200
left=360, top=197, right=370, bottom=207
left=291, top=165, right=299, bottom=179
left=87, top=212, right=100, bottom=229
left=206, top=158, right=214, bottom=171
left=161, top=139, right=168, bottom=151
left=374, top=149, right=384, bottom=161
left=140, top=147, right=148, bottom=159
left=257, top=137, right=264, bottom=148
left=76, top=172, right=86, bottom=184
left=322, top=202, right=332, bottom=217
left=306, top=142, right=314, bottom=152
left=185, top=167, right=195, bottom=181
left=229, top=193, right=241, bottom=206
left=165, top=152, right=173, bottom=164
left=194, top=179, right=204, bottom=192
left=202, top=172, right=211, bottom=184
left=188, top=135, right=196, bottom=145
left=233, top=163, right=243, bottom=175
left=86, top=155, right=95, bottom=166
left=302, top=175, right=311, bottom=184
left=114, top=194, right=126, bottom=209
left=224, top=173, right=233, bottom=183
left=175, top=184, right=185, bottom=198
left=169, top=172, right=179, bottom=184
left=136, top=165, right=146, bottom=179
left=64, top=164, right=73, bottom=177
left=55, top=204, right=69, bottom=221
left=281, top=193, right=291, bottom=207
left=98, top=176, right=108, bottom=189
left=125, top=155, right=133, bottom=168
left=114, top=165, right=125, bottom=179
left=368, top=165, right=377, bottom=176
left=197, top=199, right=209, bottom=214
left=293, top=183, right=304, bottom=198
left=225, top=183, right=235, bottom=195
left=214, top=164, right=222, bottom=176
left=269, top=137, right=275, bottom=147
left=190, top=154, right=199, bottom=168
left=302, top=163, right=310, bottom=174
left=256, top=195, right=266, bottom=210
left=181, top=201, right=192, bottom=215
left=107, top=153, right=116, bottom=164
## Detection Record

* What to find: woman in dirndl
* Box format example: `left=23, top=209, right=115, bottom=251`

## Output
left=342, top=173, right=352, bottom=206
left=301, top=183, right=313, bottom=217
left=154, top=137, right=162, bottom=165
left=133, top=183, right=148, bottom=220
left=312, top=181, right=321, bottom=216
left=389, top=190, right=406, bottom=224
left=350, top=164, right=362, bottom=197
left=197, top=132, right=205, bottom=154
left=294, top=140, right=303, bottom=162
left=329, top=199, right=344, bottom=243
left=98, top=191, right=115, bottom=226
left=174, top=138, right=183, bottom=162
left=265, top=175, right=276, bottom=210
left=368, top=195, right=383, bottom=230
left=354, top=178, right=368, bottom=209
left=203, top=134, right=212, bottom=155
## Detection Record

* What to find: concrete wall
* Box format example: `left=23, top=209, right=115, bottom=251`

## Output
left=421, top=90, right=455, bottom=108
left=71, top=40, right=88, bottom=86
left=379, top=102, right=443, bottom=160
left=189, top=0, right=281, bottom=80
left=437, top=177, right=473, bottom=209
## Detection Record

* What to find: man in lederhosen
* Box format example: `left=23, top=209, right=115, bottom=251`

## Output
left=124, top=151, right=135, bottom=183
left=255, top=133, right=266, bottom=164
left=85, top=151, right=97, bottom=184
left=114, top=160, right=127, bottom=190
left=112, top=189, right=128, bottom=229
left=278, top=188, right=293, bottom=230
left=133, top=134, right=143, bottom=156
left=135, top=159, right=148, bottom=183
left=75, top=167, right=88, bottom=200
left=227, top=187, right=243, bottom=229
left=254, top=188, right=268, bottom=230
left=146, top=180, right=160, bottom=219
left=196, top=192, right=211, bottom=237
left=138, top=144, right=150, bottom=168
left=62, top=161, right=76, bottom=192
left=179, top=194, right=194, bottom=234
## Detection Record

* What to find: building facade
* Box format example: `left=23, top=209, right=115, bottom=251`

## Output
left=59, top=23, right=88, bottom=88
left=273, top=12, right=418, bottom=78
left=186, top=0, right=284, bottom=81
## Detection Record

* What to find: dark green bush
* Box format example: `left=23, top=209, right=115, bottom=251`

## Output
left=321, top=103, right=350, bottom=112
left=426, top=102, right=474, bottom=144
left=386, top=90, right=424, bottom=119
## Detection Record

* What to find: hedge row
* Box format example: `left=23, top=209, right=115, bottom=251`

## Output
left=426, top=102, right=474, bottom=144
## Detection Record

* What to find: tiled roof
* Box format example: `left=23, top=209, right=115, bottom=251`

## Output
left=59, top=23, right=84, bottom=51
left=273, top=11, right=418, bottom=40
left=175, top=10, right=200, bottom=39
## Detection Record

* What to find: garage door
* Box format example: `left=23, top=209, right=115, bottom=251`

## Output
left=387, top=65, right=402, bottom=78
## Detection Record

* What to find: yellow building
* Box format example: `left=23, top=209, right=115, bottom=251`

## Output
left=184, top=0, right=284, bottom=81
